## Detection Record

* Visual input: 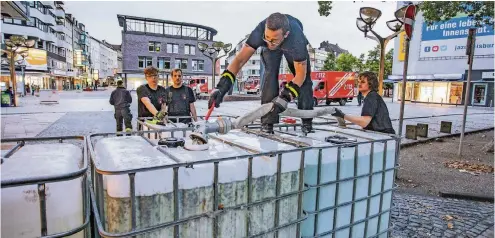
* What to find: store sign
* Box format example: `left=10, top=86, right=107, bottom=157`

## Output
left=53, top=69, right=67, bottom=76
left=420, top=15, right=494, bottom=58
left=16, top=48, right=47, bottom=71
left=482, top=72, right=494, bottom=79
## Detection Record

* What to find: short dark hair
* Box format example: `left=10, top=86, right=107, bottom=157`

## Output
left=144, top=66, right=159, bottom=76
left=266, top=13, right=289, bottom=33
left=171, top=68, right=182, bottom=77
left=116, top=80, right=123, bottom=86
left=358, top=71, right=379, bottom=92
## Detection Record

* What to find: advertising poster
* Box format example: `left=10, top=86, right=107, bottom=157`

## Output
left=420, top=15, right=494, bottom=58
left=16, top=48, right=47, bottom=71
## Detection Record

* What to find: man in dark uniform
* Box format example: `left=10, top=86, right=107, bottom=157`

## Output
left=109, top=80, right=133, bottom=133
left=136, top=66, right=168, bottom=122
left=164, top=68, right=198, bottom=124
left=208, top=12, right=314, bottom=134
left=331, top=71, right=396, bottom=134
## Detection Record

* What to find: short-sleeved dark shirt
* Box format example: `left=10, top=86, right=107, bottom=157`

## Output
left=136, top=84, right=167, bottom=117
left=164, top=85, right=196, bottom=123
left=361, top=91, right=395, bottom=134
left=245, top=14, right=311, bottom=74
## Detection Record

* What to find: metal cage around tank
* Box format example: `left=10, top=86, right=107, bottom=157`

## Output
left=87, top=122, right=401, bottom=238
left=1, top=136, right=91, bottom=238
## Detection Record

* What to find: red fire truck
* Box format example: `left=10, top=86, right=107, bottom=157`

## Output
left=244, top=78, right=260, bottom=94
left=278, top=71, right=357, bottom=106
left=186, top=78, right=209, bottom=96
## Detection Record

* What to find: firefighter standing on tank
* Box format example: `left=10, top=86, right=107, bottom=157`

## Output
left=208, top=12, right=314, bottom=134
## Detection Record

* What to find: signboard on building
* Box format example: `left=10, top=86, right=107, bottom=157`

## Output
left=16, top=48, right=47, bottom=71
left=420, top=15, right=494, bottom=58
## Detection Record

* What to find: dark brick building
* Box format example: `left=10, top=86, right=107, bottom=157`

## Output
left=117, top=15, right=217, bottom=89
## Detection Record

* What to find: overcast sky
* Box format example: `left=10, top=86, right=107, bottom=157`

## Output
left=64, top=1, right=398, bottom=56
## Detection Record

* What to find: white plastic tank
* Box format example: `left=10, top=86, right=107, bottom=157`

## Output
left=93, top=136, right=177, bottom=237
left=1, top=143, right=84, bottom=238
left=212, top=130, right=303, bottom=237
left=273, top=124, right=396, bottom=238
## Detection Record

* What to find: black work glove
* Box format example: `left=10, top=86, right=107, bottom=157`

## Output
left=331, top=108, right=345, bottom=119
left=208, top=70, right=236, bottom=108
left=279, top=81, right=301, bottom=102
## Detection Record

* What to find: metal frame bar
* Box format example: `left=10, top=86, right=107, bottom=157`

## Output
left=87, top=125, right=400, bottom=238
left=1, top=136, right=90, bottom=238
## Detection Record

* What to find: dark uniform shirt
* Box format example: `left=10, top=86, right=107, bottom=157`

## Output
left=136, top=84, right=167, bottom=118
left=361, top=91, right=396, bottom=134
left=164, top=85, right=196, bottom=123
left=245, top=14, right=311, bottom=74
left=109, top=86, right=132, bottom=109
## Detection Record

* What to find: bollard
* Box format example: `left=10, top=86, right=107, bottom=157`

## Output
left=405, top=125, right=417, bottom=140
left=440, top=121, right=452, bottom=134
left=416, top=123, right=429, bottom=137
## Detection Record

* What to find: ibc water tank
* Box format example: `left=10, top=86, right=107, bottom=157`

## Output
left=1, top=143, right=84, bottom=238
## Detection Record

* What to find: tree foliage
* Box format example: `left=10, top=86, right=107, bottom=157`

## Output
left=318, top=1, right=493, bottom=28
left=323, top=52, right=336, bottom=71
left=317, top=1, right=333, bottom=17
left=335, top=53, right=358, bottom=72
left=421, top=1, right=494, bottom=27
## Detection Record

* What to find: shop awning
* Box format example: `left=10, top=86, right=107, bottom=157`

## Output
left=387, top=74, right=464, bottom=82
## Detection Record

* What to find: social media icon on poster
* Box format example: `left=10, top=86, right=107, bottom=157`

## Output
left=441, top=45, right=447, bottom=51
left=432, top=46, right=439, bottom=52
left=424, top=46, right=431, bottom=52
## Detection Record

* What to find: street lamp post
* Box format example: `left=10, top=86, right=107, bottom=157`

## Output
left=2, top=36, right=35, bottom=106
left=197, top=41, right=232, bottom=91
left=356, top=7, right=404, bottom=96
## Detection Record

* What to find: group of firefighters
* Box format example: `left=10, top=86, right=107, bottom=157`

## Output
left=110, top=13, right=395, bottom=135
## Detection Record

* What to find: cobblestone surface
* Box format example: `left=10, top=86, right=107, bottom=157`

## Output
left=391, top=193, right=494, bottom=238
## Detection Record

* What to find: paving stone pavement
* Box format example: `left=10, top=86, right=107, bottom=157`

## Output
left=391, top=193, right=494, bottom=238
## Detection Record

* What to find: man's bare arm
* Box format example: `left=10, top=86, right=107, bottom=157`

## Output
left=140, top=97, right=158, bottom=116
left=292, top=59, right=307, bottom=87
left=189, top=103, right=198, bottom=122
left=227, top=44, right=256, bottom=75
left=343, top=115, right=372, bottom=128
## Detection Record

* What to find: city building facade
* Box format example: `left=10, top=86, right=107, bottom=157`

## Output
left=117, top=14, right=218, bottom=89
left=389, top=2, right=494, bottom=107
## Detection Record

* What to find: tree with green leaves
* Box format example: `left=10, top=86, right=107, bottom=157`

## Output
left=317, top=1, right=493, bottom=28
left=335, top=53, right=358, bottom=72
left=421, top=2, right=494, bottom=27
left=356, top=53, right=366, bottom=72
left=323, top=52, right=336, bottom=71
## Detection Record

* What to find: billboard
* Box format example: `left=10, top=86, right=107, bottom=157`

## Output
left=16, top=48, right=47, bottom=71
left=398, top=32, right=407, bottom=61
left=420, top=15, right=494, bottom=58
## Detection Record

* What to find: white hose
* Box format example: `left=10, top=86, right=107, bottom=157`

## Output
left=281, top=106, right=337, bottom=118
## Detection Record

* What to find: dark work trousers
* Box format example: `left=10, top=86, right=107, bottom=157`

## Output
left=115, top=107, right=133, bottom=132
left=260, top=47, right=314, bottom=126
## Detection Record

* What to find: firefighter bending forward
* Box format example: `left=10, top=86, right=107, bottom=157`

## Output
left=208, top=12, right=314, bottom=134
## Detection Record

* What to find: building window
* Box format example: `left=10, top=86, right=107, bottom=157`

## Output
left=174, top=59, right=188, bottom=69
left=138, top=56, right=152, bottom=68
left=167, top=43, right=179, bottom=54
left=164, top=23, right=181, bottom=36
left=145, top=21, right=164, bottom=34
left=184, top=45, right=196, bottom=55
left=148, top=42, right=161, bottom=52
left=126, top=19, right=145, bottom=32
left=192, top=60, right=204, bottom=71
left=198, top=28, right=207, bottom=40
left=182, top=26, right=197, bottom=38
left=157, top=57, right=171, bottom=69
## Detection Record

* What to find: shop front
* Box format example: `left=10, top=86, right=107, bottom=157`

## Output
left=465, top=71, right=494, bottom=107
left=390, top=74, right=465, bottom=105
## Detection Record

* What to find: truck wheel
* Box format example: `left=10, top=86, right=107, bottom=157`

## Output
left=326, top=99, right=331, bottom=105
left=339, top=99, right=347, bottom=106
left=314, top=98, right=318, bottom=106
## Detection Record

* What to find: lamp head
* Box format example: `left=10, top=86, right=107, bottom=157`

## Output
left=212, top=41, right=224, bottom=52
left=197, top=42, right=208, bottom=52
left=25, top=39, right=36, bottom=48
left=395, top=5, right=408, bottom=23
left=360, top=7, right=382, bottom=25
left=20, top=51, right=29, bottom=58
left=386, top=19, right=404, bottom=32
left=222, top=43, right=232, bottom=53
left=356, top=18, right=369, bottom=33
left=206, top=47, right=217, bottom=55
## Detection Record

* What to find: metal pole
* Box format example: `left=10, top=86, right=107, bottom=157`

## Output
left=21, top=65, right=26, bottom=96
left=398, top=38, right=410, bottom=137
left=378, top=40, right=386, bottom=96
left=459, top=29, right=476, bottom=156
left=212, top=56, right=216, bottom=90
